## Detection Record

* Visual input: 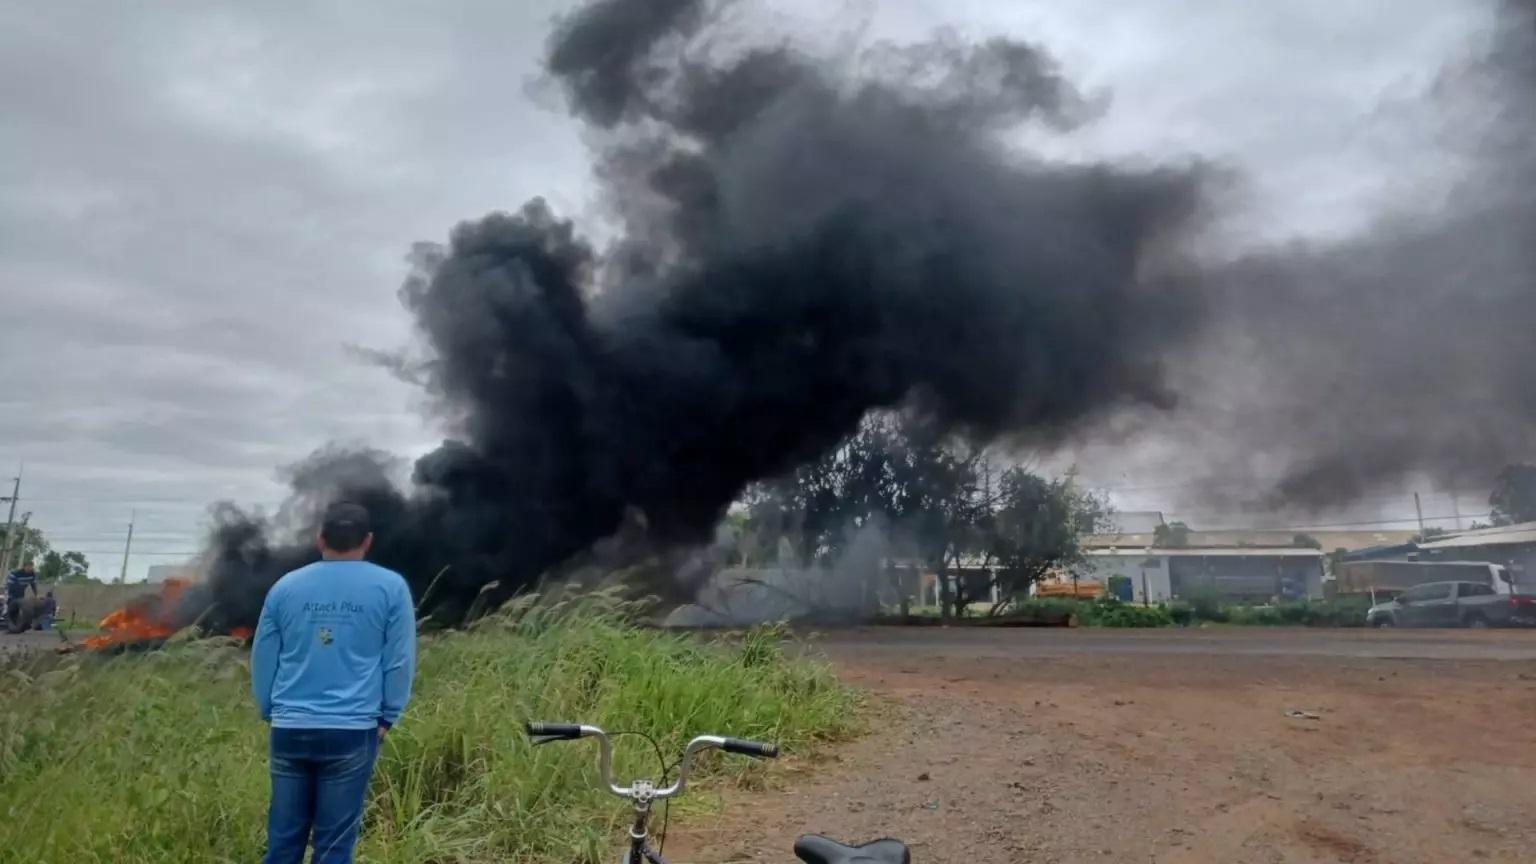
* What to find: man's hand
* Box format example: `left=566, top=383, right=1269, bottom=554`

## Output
left=378, top=724, right=389, bottom=742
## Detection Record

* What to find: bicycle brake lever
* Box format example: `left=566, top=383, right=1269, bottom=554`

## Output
left=531, top=736, right=564, bottom=747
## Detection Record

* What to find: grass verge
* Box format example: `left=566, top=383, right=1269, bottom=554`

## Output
left=0, top=595, right=859, bottom=862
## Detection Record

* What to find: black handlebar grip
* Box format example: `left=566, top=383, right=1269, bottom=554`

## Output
left=721, top=738, right=779, bottom=758
left=526, top=722, right=583, bottom=739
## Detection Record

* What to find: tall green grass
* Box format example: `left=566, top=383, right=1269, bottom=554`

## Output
left=0, top=596, right=858, bottom=862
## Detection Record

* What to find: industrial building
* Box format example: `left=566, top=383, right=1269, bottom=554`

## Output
left=1404, top=521, right=1536, bottom=592
left=1080, top=546, right=1325, bottom=604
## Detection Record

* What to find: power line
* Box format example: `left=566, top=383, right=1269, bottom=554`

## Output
left=40, top=533, right=197, bottom=541
left=66, top=549, right=200, bottom=556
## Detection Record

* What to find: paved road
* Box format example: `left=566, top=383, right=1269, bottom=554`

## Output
left=0, top=628, right=68, bottom=660
left=810, top=624, right=1536, bottom=661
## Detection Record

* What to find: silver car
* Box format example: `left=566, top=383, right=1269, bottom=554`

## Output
left=1367, top=580, right=1536, bottom=628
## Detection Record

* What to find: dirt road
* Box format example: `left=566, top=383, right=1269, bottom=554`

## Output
left=674, top=627, right=1536, bottom=864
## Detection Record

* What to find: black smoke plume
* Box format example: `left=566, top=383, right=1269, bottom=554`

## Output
left=1137, top=0, right=1536, bottom=512
left=198, top=0, right=1210, bottom=625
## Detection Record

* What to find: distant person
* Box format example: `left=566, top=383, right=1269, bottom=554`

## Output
left=5, top=560, right=37, bottom=630
left=251, top=502, right=416, bottom=864
left=36, top=590, right=56, bottom=630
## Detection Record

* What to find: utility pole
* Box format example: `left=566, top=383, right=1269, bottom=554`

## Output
left=0, top=469, right=20, bottom=573
left=1414, top=492, right=1427, bottom=538
left=8, top=512, right=31, bottom=573
left=118, top=509, right=136, bottom=584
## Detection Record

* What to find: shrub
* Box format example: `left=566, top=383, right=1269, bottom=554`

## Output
left=1225, top=605, right=1282, bottom=626
left=1010, top=596, right=1174, bottom=627
left=1180, top=587, right=1228, bottom=623
left=1220, top=598, right=1372, bottom=628
left=1087, top=597, right=1174, bottom=628
left=1010, top=597, right=1086, bottom=621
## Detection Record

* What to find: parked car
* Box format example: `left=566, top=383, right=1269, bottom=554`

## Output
left=1367, top=581, right=1536, bottom=628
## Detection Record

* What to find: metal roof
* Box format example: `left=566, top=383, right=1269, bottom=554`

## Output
left=1086, top=547, right=1323, bottom=558
left=1083, top=529, right=1417, bottom=551
left=1418, top=522, right=1536, bottom=550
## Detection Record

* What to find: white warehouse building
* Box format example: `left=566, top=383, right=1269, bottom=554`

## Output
left=1081, top=546, right=1326, bottom=604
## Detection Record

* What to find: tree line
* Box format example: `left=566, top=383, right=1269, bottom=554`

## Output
left=1, top=524, right=94, bottom=583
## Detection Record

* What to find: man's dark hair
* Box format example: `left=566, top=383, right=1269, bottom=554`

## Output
left=320, top=502, right=372, bottom=552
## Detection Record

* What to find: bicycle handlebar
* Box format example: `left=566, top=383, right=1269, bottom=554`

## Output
left=721, top=737, right=779, bottom=758
left=526, top=722, right=584, bottom=740
left=525, top=721, right=777, bottom=800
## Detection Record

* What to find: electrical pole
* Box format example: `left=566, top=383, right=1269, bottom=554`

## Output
left=8, top=512, right=31, bottom=574
left=1414, top=492, right=1427, bottom=538
left=0, top=469, right=20, bottom=573
left=118, top=509, right=136, bottom=584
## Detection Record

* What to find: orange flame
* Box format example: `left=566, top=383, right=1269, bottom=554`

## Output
left=229, top=626, right=253, bottom=641
left=81, top=578, right=189, bottom=649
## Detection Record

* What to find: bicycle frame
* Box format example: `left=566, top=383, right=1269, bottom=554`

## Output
left=525, top=723, right=776, bottom=864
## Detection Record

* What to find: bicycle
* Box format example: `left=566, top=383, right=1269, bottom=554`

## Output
left=527, top=722, right=911, bottom=863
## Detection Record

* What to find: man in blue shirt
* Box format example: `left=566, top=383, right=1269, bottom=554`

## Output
left=252, top=501, right=416, bottom=864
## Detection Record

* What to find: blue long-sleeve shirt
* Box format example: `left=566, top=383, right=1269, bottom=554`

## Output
left=251, top=560, right=416, bottom=730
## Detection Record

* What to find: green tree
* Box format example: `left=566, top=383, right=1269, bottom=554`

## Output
left=38, top=550, right=92, bottom=583
left=1326, top=547, right=1350, bottom=578
left=1489, top=464, right=1536, bottom=526
left=988, top=469, right=1110, bottom=600
left=1292, top=533, right=1323, bottom=549
left=1, top=523, right=92, bottom=582
left=0, top=523, right=51, bottom=570
left=742, top=412, right=987, bottom=617
left=738, top=412, right=1109, bottom=619
left=1153, top=521, right=1192, bottom=547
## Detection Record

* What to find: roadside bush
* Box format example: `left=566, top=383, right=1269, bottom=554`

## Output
left=1010, top=597, right=1175, bottom=627
left=0, top=598, right=859, bottom=863
left=1297, top=596, right=1372, bottom=627
left=1181, top=587, right=1228, bottom=623
left=1010, top=597, right=1086, bottom=621
left=1226, top=605, right=1283, bottom=626
left=1221, top=598, right=1372, bottom=628
left=1085, top=597, right=1174, bottom=628
left=1166, top=602, right=1195, bottom=627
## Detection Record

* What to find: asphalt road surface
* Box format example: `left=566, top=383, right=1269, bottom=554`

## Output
left=810, top=623, right=1536, bottom=661
left=0, top=627, right=68, bottom=659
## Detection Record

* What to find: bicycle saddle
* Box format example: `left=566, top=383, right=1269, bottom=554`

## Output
left=794, top=834, right=911, bottom=864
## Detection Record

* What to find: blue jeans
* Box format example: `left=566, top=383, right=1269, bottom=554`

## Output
left=264, top=727, right=380, bottom=864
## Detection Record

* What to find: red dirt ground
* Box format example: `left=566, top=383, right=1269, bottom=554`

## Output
left=669, top=628, right=1536, bottom=864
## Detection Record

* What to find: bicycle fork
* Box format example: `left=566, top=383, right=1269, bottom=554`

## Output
left=621, top=780, right=668, bottom=864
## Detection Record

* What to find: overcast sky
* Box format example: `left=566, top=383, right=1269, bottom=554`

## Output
left=0, top=0, right=1502, bottom=580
